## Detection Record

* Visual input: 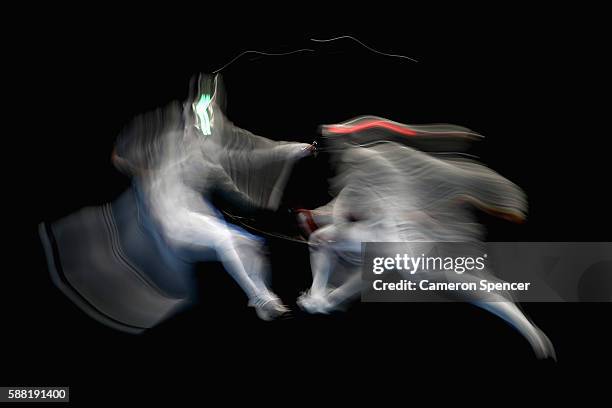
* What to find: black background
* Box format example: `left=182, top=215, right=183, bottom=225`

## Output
left=6, top=5, right=611, bottom=403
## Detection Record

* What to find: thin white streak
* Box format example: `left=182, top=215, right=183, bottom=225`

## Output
left=310, top=35, right=419, bottom=63
left=212, top=49, right=316, bottom=73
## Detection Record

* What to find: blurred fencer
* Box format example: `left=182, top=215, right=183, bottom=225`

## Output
left=40, top=74, right=312, bottom=331
left=296, top=117, right=555, bottom=359
left=115, top=74, right=313, bottom=321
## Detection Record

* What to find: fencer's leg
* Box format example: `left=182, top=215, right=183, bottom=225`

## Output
left=159, top=208, right=287, bottom=320
left=317, top=223, right=370, bottom=312
left=308, top=226, right=339, bottom=296
left=214, top=235, right=288, bottom=321
left=298, top=224, right=367, bottom=314
left=471, top=300, right=556, bottom=359
left=230, top=236, right=272, bottom=295
left=459, top=274, right=555, bottom=359
left=326, top=270, right=362, bottom=311
left=310, top=246, right=334, bottom=297
left=408, top=268, right=555, bottom=359
left=305, top=244, right=364, bottom=313
left=297, top=248, right=335, bottom=313
left=297, top=226, right=338, bottom=313
left=229, top=235, right=290, bottom=321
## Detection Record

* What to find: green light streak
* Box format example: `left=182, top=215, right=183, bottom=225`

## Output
left=195, top=93, right=212, bottom=135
